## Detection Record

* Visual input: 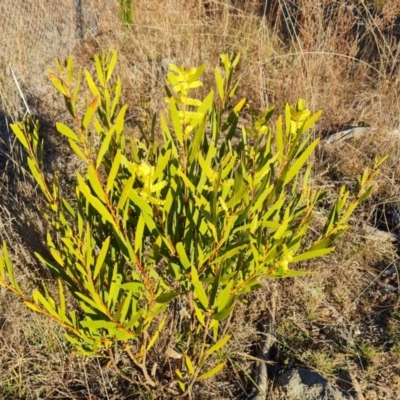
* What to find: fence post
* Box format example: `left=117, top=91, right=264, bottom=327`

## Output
left=74, top=0, right=84, bottom=39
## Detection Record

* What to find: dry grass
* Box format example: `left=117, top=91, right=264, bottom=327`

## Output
left=1, top=0, right=400, bottom=398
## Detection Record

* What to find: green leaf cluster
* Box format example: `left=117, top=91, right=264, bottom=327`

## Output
left=0, top=51, right=384, bottom=393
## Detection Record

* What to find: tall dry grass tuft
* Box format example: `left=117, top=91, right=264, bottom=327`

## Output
left=98, top=0, right=400, bottom=133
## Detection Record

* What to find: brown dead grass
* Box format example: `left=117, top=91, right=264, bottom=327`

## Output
left=1, top=0, right=400, bottom=398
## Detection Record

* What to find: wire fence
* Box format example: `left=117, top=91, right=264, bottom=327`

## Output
left=0, top=0, right=117, bottom=110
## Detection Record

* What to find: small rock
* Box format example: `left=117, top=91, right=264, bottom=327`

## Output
left=280, top=367, right=354, bottom=400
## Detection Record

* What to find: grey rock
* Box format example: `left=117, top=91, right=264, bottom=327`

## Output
left=280, top=368, right=354, bottom=400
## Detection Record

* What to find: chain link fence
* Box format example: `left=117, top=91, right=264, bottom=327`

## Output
left=0, top=0, right=117, bottom=112
left=0, top=1, right=119, bottom=266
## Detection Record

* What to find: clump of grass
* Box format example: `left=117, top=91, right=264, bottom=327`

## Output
left=307, top=351, right=341, bottom=376
left=119, top=0, right=133, bottom=26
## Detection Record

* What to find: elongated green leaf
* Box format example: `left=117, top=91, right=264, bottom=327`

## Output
left=82, top=96, right=100, bottom=129
left=116, top=291, right=133, bottom=323
left=135, top=213, right=145, bottom=253
left=156, top=291, right=180, bottom=303
left=190, top=63, right=206, bottom=81
left=169, top=98, right=183, bottom=145
left=56, top=122, right=79, bottom=141
left=250, top=184, right=274, bottom=215
left=198, top=152, right=216, bottom=183
left=111, top=77, right=122, bottom=117
left=0, top=249, right=6, bottom=282
left=94, top=55, right=105, bottom=87
left=85, top=70, right=100, bottom=97
left=64, top=333, right=82, bottom=348
left=10, top=123, right=29, bottom=150
left=125, top=309, right=143, bottom=329
left=287, top=102, right=297, bottom=136
left=189, top=118, right=206, bottom=164
left=160, top=115, right=178, bottom=157
left=48, top=71, right=67, bottom=96
left=49, top=245, right=64, bottom=267
left=176, top=242, right=191, bottom=269
left=213, top=296, right=235, bottom=320
left=96, top=126, right=115, bottom=168
left=233, top=98, right=246, bottom=114
left=153, top=148, right=171, bottom=182
left=87, top=193, right=114, bottom=225
left=358, top=186, right=373, bottom=203
left=93, top=236, right=110, bottom=280
left=221, top=152, right=237, bottom=180
left=106, top=51, right=118, bottom=82
left=81, top=320, right=116, bottom=330
left=273, top=208, right=290, bottom=240
left=228, top=80, right=240, bottom=99
left=185, top=355, right=195, bottom=376
left=194, top=302, right=205, bottom=326
left=117, top=174, right=135, bottom=210
left=75, top=292, right=106, bottom=314
left=77, top=174, right=114, bottom=225
left=33, top=290, right=59, bottom=318
left=112, top=328, right=135, bottom=340
left=284, top=138, right=319, bottom=185
left=25, top=302, right=42, bottom=313
left=198, top=361, right=226, bottom=380
left=69, top=139, right=88, bottom=163
left=147, top=316, right=167, bottom=351
left=254, top=154, right=278, bottom=186
left=129, top=190, right=153, bottom=215
left=104, top=88, right=111, bottom=123
left=214, top=281, right=233, bottom=312
left=62, top=198, right=75, bottom=218
left=141, top=211, right=157, bottom=234
left=226, top=168, right=248, bottom=209
left=1, top=242, right=22, bottom=294
left=175, top=369, right=186, bottom=392
left=210, top=243, right=247, bottom=266
left=107, top=272, right=122, bottom=309
left=192, top=91, right=213, bottom=128
left=35, top=251, right=77, bottom=291
left=120, top=282, right=144, bottom=292
left=291, top=247, right=334, bottom=262
left=340, top=201, right=362, bottom=224
left=194, top=282, right=209, bottom=310
left=265, top=269, right=314, bottom=278
left=27, top=157, right=48, bottom=197
left=275, top=115, right=283, bottom=164
left=215, top=66, right=224, bottom=101
left=192, top=266, right=209, bottom=310
left=115, top=104, right=128, bottom=137
left=106, top=150, right=122, bottom=193
left=88, top=164, right=106, bottom=202
left=300, top=110, right=322, bottom=133
left=206, top=334, right=231, bottom=355
left=176, top=166, right=197, bottom=194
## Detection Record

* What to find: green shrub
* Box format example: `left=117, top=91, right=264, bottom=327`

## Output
left=0, top=50, right=384, bottom=394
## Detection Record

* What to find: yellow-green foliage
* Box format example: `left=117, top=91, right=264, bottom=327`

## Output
left=0, top=50, right=384, bottom=393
